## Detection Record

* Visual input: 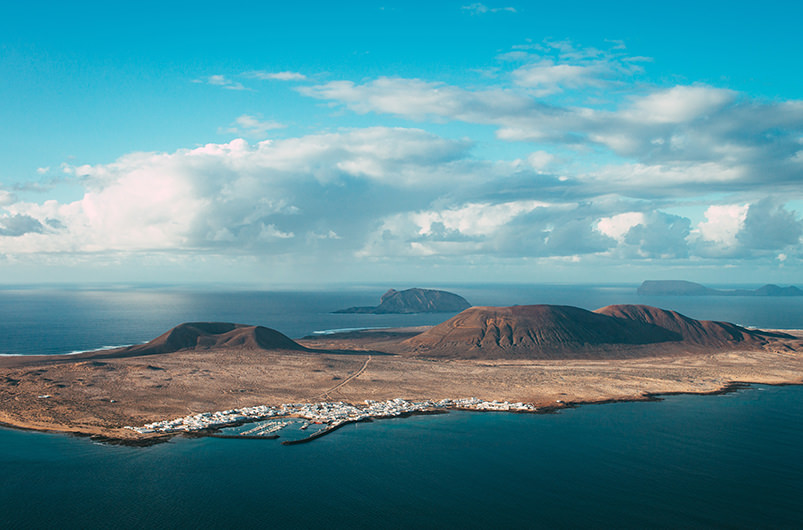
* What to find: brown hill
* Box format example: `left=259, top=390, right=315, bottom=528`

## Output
left=122, top=322, right=307, bottom=355
left=403, top=304, right=795, bottom=359
left=593, top=304, right=791, bottom=347
left=404, top=305, right=681, bottom=359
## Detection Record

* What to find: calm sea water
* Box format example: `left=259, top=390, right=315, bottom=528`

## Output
left=1, top=283, right=801, bottom=355
left=1, top=285, right=802, bottom=528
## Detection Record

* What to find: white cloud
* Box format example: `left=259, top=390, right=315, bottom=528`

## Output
left=623, top=85, right=735, bottom=124
left=359, top=200, right=548, bottom=257
left=299, top=70, right=803, bottom=199
left=258, top=224, right=295, bottom=240
left=737, top=199, right=802, bottom=250
left=692, top=200, right=802, bottom=257
left=0, top=128, right=474, bottom=256
left=243, top=71, right=307, bottom=81
left=358, top=200, right=621, bottom=259
left=193, top=75, right=248, bottom=91
left=512, top=61, right=607, bottom=95
left=696, top=204, right=748, bottom=245
left=526, top=151, right=555, bottom=171
left=584, top=162, right=747, bottom=194
left=621, top=211, right=691, bottom=258
left=412, top=200, right=549, bottom=237
left=307, top=230, right=341, bottom=241
left=597, top=212, right=645, bottom=241
left=596, top=211, right=691, bottom=259
left=221, top=114, right=285, bottom=138
left=0, top=190, right=15, bottom=206
left=461, top=3, right=516, bottom=14
left=0, top=214, right=45, bottom=237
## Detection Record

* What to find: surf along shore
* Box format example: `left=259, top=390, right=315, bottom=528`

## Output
left=1, top=307, right=802, bottom=445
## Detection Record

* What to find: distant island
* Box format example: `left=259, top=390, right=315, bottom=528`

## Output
left=637, top=280, right=803, bottom=297
left=334, top=288, right=471, bottom=314
left=1, top=302, right=800, bottom=445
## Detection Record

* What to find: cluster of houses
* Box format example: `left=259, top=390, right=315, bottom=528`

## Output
left=125, top=397, right=537, bottom=435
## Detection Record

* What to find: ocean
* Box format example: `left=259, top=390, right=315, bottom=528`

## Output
left=1, top=284, right=802, bottom=528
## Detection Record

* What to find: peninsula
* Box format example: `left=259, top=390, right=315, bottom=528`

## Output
left=333, top=287, right=471, bottom=314
left=0, top=303, right=801, bottom=444
left=638, top=280, right=803, bottom=296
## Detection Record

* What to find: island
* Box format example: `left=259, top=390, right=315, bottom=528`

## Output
left=0, top=303, right=801, bottom=445
left=333, top=287, right=471, bottom=314
left=637, top=280, right=803, bottom=296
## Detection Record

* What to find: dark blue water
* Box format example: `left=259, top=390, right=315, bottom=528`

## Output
left=1, top=386, right=801, bottom=529
left=1, top=285, right=802, bottom=528
left=2, top=284, right=801, bottom=355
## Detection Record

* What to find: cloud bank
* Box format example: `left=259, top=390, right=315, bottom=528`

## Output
left=3, top=41, right=802, bottom=280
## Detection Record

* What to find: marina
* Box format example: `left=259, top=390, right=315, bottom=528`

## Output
left=126, top=398, right=538, bottom=443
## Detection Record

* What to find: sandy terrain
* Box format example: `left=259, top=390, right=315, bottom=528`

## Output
left=1, top=328, right=801, bottom=443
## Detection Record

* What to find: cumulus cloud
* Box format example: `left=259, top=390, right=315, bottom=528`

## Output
left=0, top=128, right=477, bottom=256
left=622, top=212, right=691, bottom=258
left=696, top=204, right=748, bottom=246
left=692, top=200, right=803, bottom=258
left=0, top=214, right=45, bottom=237
left=298, top=47, right=803, bottom=198
left=193, top=75, right=248, bottom=91
left=737, top=199, right=803, bottom=250
left=622, top=85, right=735, bottom=124
left=0, top=190, right=15, bottom=206
left=4, top=121, right=800, bottom=269
left=597, top=212, right=646, bottom=241
left=461, top=3, right=517, bottom=14
left=359, top=200, right=618, bottom=258
left=243, top=71, right=307, bottom=81
left=512, top=61, right=608, bottom=95
left=596, top=210, right=691, bottom=259
left=526, top=151, right=555, bottom=171
left=300, top=77, right=541, bottom=123
left=221, top=114, right=286, bottom=138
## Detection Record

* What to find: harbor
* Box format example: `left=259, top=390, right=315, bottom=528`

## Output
left=126, top=398, right=538, bottom=443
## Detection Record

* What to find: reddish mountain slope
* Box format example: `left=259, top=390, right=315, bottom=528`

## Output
left=403, top=304, right=792, bottom=359
left=593, top=305, right=790, bottom=347
left=404, top=305, right=681, bottom=359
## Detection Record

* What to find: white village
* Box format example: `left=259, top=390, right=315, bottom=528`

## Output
left=126, top=397, right=538, bottom=443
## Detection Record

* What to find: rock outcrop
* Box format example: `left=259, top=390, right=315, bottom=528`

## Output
left=334, top=288, right=471, bottom=314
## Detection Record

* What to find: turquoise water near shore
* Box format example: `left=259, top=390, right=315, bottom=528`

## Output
left=1, top=284, right=802, bottom=528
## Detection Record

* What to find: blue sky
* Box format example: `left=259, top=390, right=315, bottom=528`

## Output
left=1, top=1, right=802, bottom=285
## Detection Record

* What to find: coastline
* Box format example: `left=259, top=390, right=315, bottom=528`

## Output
left=1, top=323, right=801, bottom=446
left=1, top=378, right=801, bottom=446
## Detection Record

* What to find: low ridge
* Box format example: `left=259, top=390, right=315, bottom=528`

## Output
left=594, top=304, right=791, bottom=346
left=638, top=280, right=803, bottom=297
left=122, top=322, right=306, bottom=355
